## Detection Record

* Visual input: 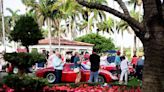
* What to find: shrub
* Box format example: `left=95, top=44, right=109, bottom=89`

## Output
left=3, top=52, right=46, bottom=74
left=3, top=74, right=48, bottom=91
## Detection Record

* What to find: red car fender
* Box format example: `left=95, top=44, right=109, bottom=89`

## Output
left=99, top=69, right=118, bottom=82
left=35, top=67, right=55, bottom=77
left=101, top=65, right=116, bottom=71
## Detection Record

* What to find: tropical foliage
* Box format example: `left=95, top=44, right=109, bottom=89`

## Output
left=76, top=0, right=164, bottom=91
left=3, top=52, right=46, bottom=73
left=9, top=15, right=43, bottom=52
left=6, top=8, right=20, bottom=29
left=75, top=33, right=115, bottom=53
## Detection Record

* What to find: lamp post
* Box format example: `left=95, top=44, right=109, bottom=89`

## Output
left=0, top=0, right=6, bottom=52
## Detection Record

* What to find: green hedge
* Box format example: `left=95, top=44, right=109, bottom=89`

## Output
left=3, top=74, right=49, bottom=91
left=3, top=52, right=46, bottom=70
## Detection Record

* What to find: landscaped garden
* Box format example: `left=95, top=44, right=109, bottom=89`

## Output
left=0, top=74, right=141, bottom=92
left=0, top=0, right=164, bottom=92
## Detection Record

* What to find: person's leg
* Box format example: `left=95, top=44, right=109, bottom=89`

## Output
left=136, top=65, right=139, bottom=79
left=119, top=69, right=126, bottom=84
left=140, top=66, right=143, bottom=80
left=55, top=70, right=60, bottom=83
left=88, top=71, right=94, bottom=82
left=77, top=71, right=81, bottom=83
left=124, top=69, right=128, bottom=84
left=75, top=72, right=79, bottom=83
left=94, top=71, right=99, bottom=82
left=116, top=65, right=119, bottom=77
left=58, top=70, right=62, bottom=83
left=138, top=66, right=143, bottom=80
left=75, top=72, right=81, bottom=83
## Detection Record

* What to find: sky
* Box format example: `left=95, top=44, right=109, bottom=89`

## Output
left=4, top=0, right=26, bottom=16
left=3, top=0, right=142, bottom=48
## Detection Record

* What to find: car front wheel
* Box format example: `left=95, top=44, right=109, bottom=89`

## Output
left=98, top=75, right=105, bottom=83
left=45, top=72, right=56, bottom=83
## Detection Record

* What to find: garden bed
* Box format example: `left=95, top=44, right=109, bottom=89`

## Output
left=0, top=74, right=141, bottom=92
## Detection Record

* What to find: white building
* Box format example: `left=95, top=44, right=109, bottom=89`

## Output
left=29, top=38, right=94, bottom=54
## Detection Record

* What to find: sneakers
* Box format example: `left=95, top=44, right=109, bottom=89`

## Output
left=124, top=82, right=127, bottom=85
left=119, top=81, right=128, bottom=85
left=119, top=81, right=123, bottom=84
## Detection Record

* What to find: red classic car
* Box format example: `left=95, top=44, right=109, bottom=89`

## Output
left=35, top=63, right=118, bottom=83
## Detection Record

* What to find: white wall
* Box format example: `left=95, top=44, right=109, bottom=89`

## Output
left=29, top=45, right=93, bottom=54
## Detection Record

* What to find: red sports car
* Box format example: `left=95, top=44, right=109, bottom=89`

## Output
left=35, top=63, right=118, bottom=83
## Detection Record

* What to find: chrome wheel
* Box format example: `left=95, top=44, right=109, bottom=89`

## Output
left=98, top=75, right=105, bottom=83
left=46, top=73, right=56, bottom=83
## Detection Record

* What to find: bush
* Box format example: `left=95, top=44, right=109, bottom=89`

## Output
left=3, top=52, right=46, bottom=73
left=75, top=33, right=115, bottom=53
left=30, top=52, right=46, bottom=64
left=3, top=52, right=31, bottom=68
left=3, top=74, right=48, bottom=91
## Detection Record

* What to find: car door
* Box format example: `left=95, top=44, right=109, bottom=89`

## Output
left=81, top=68, right=90, bottom=82
left=61, top=63, right=77, bottom=82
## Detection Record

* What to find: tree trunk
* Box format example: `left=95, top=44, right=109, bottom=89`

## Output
left=142, top=21, right=164, bottom=92
left=134, top=35, right=137, bottom=55
left=120, top=30, right=124, bottom=55
left=58, top=22, right=61, bottom=52
left=25, top=46, right=29, bottom=52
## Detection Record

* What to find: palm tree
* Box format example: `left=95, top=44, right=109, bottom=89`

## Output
left=96, top=17, right=114, bottom=34
left=126, top=0, right=142, bottom=10
left=6, top=8, right=20, bottom=50
left=126, top=0, right=142, bottom=55
left=52, top=0, right=82, bottom=40
left=116, top=20, right=128, bottom=55
left=80, top=0, right=107, bottom=34
left=116, top=10, right=141, bottom=56
left=6, top=8, right=20, bottom=30
left=22, top=0, right=57, bottom=51
left=0, top=16, right=10, bottom=43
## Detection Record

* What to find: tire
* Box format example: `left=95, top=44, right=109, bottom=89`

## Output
left=98, top=75, right=105, bottom=83
left=45, top=72, right=56, bottom=83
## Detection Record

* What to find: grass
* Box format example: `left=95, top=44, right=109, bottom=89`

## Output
left=50, top=77, right=142, bottom=88
left=113, top=77, right=142, bottom=87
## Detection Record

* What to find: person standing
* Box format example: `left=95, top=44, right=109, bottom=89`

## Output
left=114, top=51, right=121, bottom=76
left=52, top=52, right=65, bottom=83
left=88, top=49, right=100, bottom=82
left=74, top=52, right=82, bottom=83
left=84, top=52, right=90, bottom=60
left=119, top=56, right=129, bottom=85
left=131, top=55, right=138, bottom=68
left=47, top=50, right=56, bottom=67
left=136, top=54, right=144, bottom=80
left=71, top=53, right=75, bottom=63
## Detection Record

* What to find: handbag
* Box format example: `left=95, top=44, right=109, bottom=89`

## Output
left=74, top=67, right=80, bottom=73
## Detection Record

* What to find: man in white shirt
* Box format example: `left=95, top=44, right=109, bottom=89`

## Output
left=119, top=56, right=128, bottom=85
left=53, top=52, right=65, bottom=83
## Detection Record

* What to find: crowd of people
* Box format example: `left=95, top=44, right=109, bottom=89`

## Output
left=0, top=49, right=144, bottom=84
left=45, top=49, right=100, bottom=84
left=45, top=49, right=144, bottom=84
left=114, top=51, right=144, bottom=85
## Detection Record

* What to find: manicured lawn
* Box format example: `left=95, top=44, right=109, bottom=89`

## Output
left=113, top=77, right=142, bottom=87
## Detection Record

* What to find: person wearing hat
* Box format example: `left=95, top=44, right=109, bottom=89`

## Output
left=136, top=53, right=144, bottom=80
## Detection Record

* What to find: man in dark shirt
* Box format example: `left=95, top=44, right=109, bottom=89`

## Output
left=88, top=49, right=100, bottom=82
left=71, top=55, right=75, bottom=63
